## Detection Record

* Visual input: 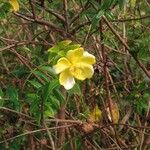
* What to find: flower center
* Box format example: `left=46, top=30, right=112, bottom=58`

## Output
left=69, top=65, right=82, bottom=78
left=69, top=66, right=76, bottom=73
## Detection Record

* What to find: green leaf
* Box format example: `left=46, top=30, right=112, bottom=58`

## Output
left=65, top=44, right=81, bottom=51
left=101, top=0, right=115, bottom=10
left=27, top=93, right=41, bottom=120
left=28, top=80, right=42, bottom=89
left=105, top=11, right=114, bottom=20
left=32, top=70, right=49, bottom=82
left=48, top=45, right=60, bottom=53
left=137, top=48, right=150, bottom=61
left=11, top=65, right=28, bottom=78
left=48, top=40, right=72, bottom=53
left=136, top=98, right=148, bottom=115
left=0, top=88, right=4, bottom=106
left=42, top=80, right=59, bottom=102
left=0, top=2, right=11, bottom=19
left=67, top=83, right=82, bottom=96
left=39, top=66, right=56, bottom=78
left=57, top=50, right=66, bottom=56
left=27, top=93, right=39, bottom=103
left=48, top=52, right=57, bottom=63
left=57, top=40, right=72, bottom=49
left=92, top=10, right=104, bottom=28
left=0, top=88, right=4, bottom=97
left=118, top=0, right=127, bottom=9
left=53, top=89, right=65, bottom=104
left=47, top=41, right=81, bottom=63
left=95, top=10, right=104, bottom=20
left=49, top=95, right=60, bottom=109
left=29, top=97, right=40, bottom=114
left=130, top=0, right=136, bottom=8
left=74, top=136, right=82, bottom=150
left=6, top=86, right=20, bottom=111
left=44, top=104, right=55, bottom=118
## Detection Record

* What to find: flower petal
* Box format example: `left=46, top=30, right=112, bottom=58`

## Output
left=53, top=57, right=71, bottom=74
left=81, top=51, right=96, bottom=65
left=67, top=48, right=84, bottom=64
left=70, top=63, right=94, bottom=80
left=9, top=0, right=19, bottom=12
left=59, top=70, right=75, bottom=90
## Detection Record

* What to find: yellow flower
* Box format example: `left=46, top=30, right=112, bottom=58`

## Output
left=53, top=48, right=96, bottom=90
left=9, top=0, right=19, bottom=12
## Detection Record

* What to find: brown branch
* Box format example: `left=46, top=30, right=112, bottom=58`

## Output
left=70, top=21, right=91, bottom=34
left=70, top=0, right=89, bottom=25
left=0, top=41, right=49, bottom=52
left=0, top=41, right=30, bottom=52
left=0, top=52, right=9, bottom=73
left=0, top=124, right=75, bottom=144
left=43, top=121, right=56, bottom=150
left=35, top=1, right=65, bottom=23
left=102, top=16, right=150, bottom=79
left=57, top=90, right=68, bottom=147
left=63, top=0, right=69, bottom=32
left=113, top=15, right=150, bottom=22
left=14, top=12, right=65, bottom=34
left=0, top=106, right=33, bottom=119
left=99, top=18, right=113, bottom=121
left=29, top=0, right=36, bottom=19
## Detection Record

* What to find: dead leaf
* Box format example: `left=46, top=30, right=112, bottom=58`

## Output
left=106, top=101, right=119, bottom=124
left=88, top=105, right=102, bottom=123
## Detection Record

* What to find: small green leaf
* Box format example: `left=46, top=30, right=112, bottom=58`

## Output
left=0, top=88, right=4, bottom=97
left=39, top=66, right=56, bottom=78
left=6, top=86, right=20, bottom=111
left=28, top=80, right=42, bottom=89
left=65, top=44, right=81, bottom=51
left=27, top=93, right=39, bottom=102
left=101, top=0, right=115, bottom=10
left=50, top=95, right=60, bottom=109
left=42, top=80, right=59, bottom=102
left=58, top=50, right=65, bottom=56
left=0, top=88, right=4, bottom=106
left=0, top=2, right=11, bottom=19
left=130, top=0, right=136, bottom=8
left=58, top=40, right=72, bottom=49
left=68, top=83, right=82, bottom=96
left=48, top=40, right=72, bottom=53
left=29, top=97, right=40, bottom=114
left=11, top=65, right=28, bottom=78
left=92, top=10, right=104, bottom=28
left=48, top=45, right=60, bottom=53
left=118, top=0, right=127, bottom=9
left=32, top=70, right=49, bottom=82
left=53, top=89, right=65, bottom=104
left=44, top=105, right=55, bottom=118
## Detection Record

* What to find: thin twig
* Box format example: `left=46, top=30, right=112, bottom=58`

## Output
left=29, top=0, right=36, bottom=19
left=43, top=121, right=56, bottom=150
left=35, top=1, right=65, bottom=22
left=0, top=106, right=33, bottom=119
left=70, top=0, right=89, bottom=24
left=0, top=124, right=75, bottom=144
left=14, top=12, right=64, bottom=33
left=63, top=0, right=69, bottom=32
left=113, top=15, right=150, bottom=22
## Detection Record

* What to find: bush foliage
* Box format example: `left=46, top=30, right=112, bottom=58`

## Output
left=0, top=0, right=150, bottom=149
